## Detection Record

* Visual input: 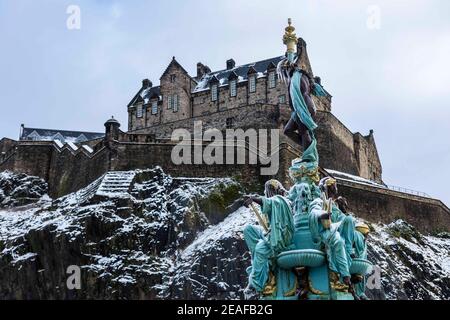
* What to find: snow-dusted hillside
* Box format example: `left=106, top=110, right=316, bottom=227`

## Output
left=0, top=169, right=448, bottom=299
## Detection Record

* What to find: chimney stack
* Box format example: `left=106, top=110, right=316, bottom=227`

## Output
left=197, top=63, right=205, bottom=79
left=196, top=62, right=211, bottom=79
left=226, top=59, right=236, bottom=70
left=142, top=79, right=152, bottom=88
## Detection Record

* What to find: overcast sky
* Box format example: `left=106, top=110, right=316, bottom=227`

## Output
left=0, top=0, right=449, bottom=205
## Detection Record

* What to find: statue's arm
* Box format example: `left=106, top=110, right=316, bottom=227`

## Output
left=243, top=194, right=263, bottom=207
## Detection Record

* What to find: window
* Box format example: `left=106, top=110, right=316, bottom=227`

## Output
left=167, top=95, right=172, bottom=109
left=230, top=80, right=237, bottom=97
left=249, top=76, right=256, bottom=93
left=211, top=84, right=218, bottom=101
left=151, top=101, right=158, bottom=115
left=269, top=72, right=276, bottom=88
left=173, top=95, right=179, bottom=112
left=279, top=95, right=286, bottom=104
left=137, top=105, right=143, bottom=117
left=170, top=74, right=176, bottom=83
left=226, top=117, right=233, bottom=129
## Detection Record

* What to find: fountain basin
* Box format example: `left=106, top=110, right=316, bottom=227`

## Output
left=277, top=249, right=326, bottom=269
left=349, top=258, right=373, bottom=275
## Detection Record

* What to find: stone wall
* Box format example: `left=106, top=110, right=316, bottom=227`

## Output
left=159, top=60, right=195, bottom=124
left=315, top=111, right=382, bottom=183
left=0, top=138, right=17, bottom=155
left=337, top=179, right=450, bottom=233
left=47, top=147, right=110, bottom=197
left=130, top=106, right=382, bottom=183
left=0, top=107, right=383, bottom=196
left=0, top=142, right=110, bottom=197
left=131, top=103, right=285, bottom=138
left=1, top=136, right=448, bottom=233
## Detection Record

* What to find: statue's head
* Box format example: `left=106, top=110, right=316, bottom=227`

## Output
left=356, top=222, right=370, bottom=238
left=335, top=196, right=349, bottom=213
left=319, top=177, right=338, bottom=199
left=264, top=179, right=287, bottom=198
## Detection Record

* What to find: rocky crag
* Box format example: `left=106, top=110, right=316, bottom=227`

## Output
left=0, top=168, right=448, bottom=299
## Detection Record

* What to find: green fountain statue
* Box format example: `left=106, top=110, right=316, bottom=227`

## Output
left=242, top=19, right=373, bottom=300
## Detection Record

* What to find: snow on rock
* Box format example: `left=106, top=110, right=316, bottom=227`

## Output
left=0, top=167, right=244, bottom=299
left=0, top=171, right=48, bottom=208
left=0, top=168, right=448, bottom=300
left=366, top=219, right=450, bottom=300
left=163, top=207, right=256, bottom=299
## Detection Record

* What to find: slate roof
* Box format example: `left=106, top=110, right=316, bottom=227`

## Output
left=127, top=55, right=290, bottom=106
left=20, top=127, right=104, bottom=143
left=192, top=56, right=283, bottom=93
left=128, top=86, right=161, bottom=107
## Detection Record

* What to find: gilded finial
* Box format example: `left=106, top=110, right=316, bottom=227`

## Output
left=283, top=18, right=298, bottom=55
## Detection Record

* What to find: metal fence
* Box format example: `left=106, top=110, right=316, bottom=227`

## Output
left=386, top=185, right=431, bottom=198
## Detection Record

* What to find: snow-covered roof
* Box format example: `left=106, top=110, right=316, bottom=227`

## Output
left=21, top=127, right=104, bottom=143
left=326, top=169, right=385, bottom=188
left=193, top=56, right=283, bottom=93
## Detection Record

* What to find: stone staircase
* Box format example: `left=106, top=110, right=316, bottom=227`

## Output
left=76, top=175, right=104, bottom=204
left=96, top=171, right=136, bottom=198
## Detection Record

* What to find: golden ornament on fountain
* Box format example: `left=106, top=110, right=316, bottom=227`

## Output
left=283, top=18, right=298, bottom=54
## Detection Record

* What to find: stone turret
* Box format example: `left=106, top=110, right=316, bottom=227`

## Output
left=104, top=116, right=120, bottom=142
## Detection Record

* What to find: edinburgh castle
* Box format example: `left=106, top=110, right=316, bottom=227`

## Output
left=1, top=39, right=448, bottom=233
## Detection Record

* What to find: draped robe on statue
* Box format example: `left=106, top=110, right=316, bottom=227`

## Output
left=354, top=230, right=368, bottom=299
left=288, top=67, right=326, bottom=133
left=243, top=195, right=295, bottom=292
left=331, top=204, right=356, bottom=266
left=307, top=198, right=351, bottom=278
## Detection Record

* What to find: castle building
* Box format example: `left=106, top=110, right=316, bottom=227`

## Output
left=126, top=39, right=381, bottom=183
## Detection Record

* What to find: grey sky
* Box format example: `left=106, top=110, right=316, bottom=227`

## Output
left=0, top=0, right=449, bottom=205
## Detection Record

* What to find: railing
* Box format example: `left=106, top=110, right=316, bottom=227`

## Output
left=335, top=176, right=432, bottom=199
left=386, top=185, right=431, bottom=198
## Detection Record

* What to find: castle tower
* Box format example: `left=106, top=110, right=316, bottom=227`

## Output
left=104, top=116, right=120, bottom=142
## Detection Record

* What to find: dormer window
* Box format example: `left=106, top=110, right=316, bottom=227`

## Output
left=230, top=80, right=237, bottom=97
left=75, top=134, right=87, bottom=143
left=211, top=84, right=218, bottom=101
left=170, top=74, right=176, bottom=83
left=249, top=76, right=256, bottom=93
left=28, top=131, right=41, bottom=141
left=151, top=101, right=158, bottom=115
left=269, top=71, right=276, bottom=88
left=136, top=105, right=143, bottom=118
